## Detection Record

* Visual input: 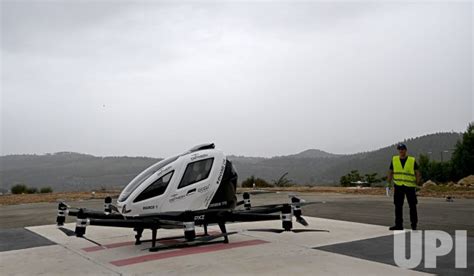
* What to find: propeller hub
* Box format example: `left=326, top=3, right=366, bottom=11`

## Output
left=104, top=196, right=112, bottom=214
left=281, top=204, right=293, bottom=231
left=75, top=209, right=89, bottom=237
left=243, top=192, right=251, bottom=210
left=56, top=202, right=68, bottom=226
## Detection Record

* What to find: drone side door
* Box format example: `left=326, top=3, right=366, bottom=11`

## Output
left=161, top=149, right=226, bottom=212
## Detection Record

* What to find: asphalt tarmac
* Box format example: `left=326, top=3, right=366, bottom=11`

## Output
left=1, top=193, right=472, bottom=235
left=1, top=192, right=472, bottom=275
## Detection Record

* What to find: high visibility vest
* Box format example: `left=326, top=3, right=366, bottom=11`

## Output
left=392, top=156, right=417, bottom=187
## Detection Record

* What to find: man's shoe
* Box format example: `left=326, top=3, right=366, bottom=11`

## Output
left=411, top=225, right=417, bottom=230
left=389, top=225, right=403, bottom=230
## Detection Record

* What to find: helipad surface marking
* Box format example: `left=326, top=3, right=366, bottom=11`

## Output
left=82, top=239, right=179, bottom=252
left=110, top=239, right=269, bottom=267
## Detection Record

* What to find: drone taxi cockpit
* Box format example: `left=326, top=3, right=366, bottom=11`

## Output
left=116, top=143, right=238, bottom=217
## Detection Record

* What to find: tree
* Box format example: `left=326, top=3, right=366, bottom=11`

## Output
left=340, top=171, right=381, bottom=186
left=11, top=184, right=27, bottom=194
left=418, top=153, right=453, bottom=183
left=340, top=175, right=350, bottom=187
left=272, top=172, right=294, bottom=187
left=340, top=170, right=364, bottom=187
left=40, top=187, right=53, bottom=193
left=26, top=187, right=38, bottom=194
left=241, top=175, right=273, bottom=188
left=451, top=122, right=474, bottom=180
left=418, top=154, right=431, bottom=181
left=364, top=173, right=381, bottom=184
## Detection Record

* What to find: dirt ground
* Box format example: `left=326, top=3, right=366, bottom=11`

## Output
left=0, top=191, right=121, bottom=206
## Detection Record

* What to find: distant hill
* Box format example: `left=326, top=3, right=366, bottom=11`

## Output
left=287, top=149, right=340, bottom=159
left=0, top=132, right=462, bottom=191
left=229, top=132, right=462, bottom=185
left=0, top=152, right=160, bottom=192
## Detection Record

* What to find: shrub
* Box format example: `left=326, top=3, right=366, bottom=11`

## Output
left=40, top=187, right=53, bottom=193
left=11, top=184, right=28, bottom=194
left=26, top=187, right=38, bottom=194
left=272, top=172, right=295, bottom=187
left=241, top=175, right=273, bottom=188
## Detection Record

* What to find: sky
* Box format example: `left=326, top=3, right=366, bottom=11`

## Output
left=1, top=0, right=472, bottom=158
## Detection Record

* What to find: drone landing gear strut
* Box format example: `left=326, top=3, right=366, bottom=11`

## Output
left=218, top=222, right=229, bottom=244
left=134, top=228, right=144, bottom=245
left=151, top=228, right=157, bottom=248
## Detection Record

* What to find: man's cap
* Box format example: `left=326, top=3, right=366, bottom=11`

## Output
left=397, top=143, right=407, bottom=150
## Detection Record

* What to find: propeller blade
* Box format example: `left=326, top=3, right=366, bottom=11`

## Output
left=246, top=229, right=285, bottom=233
left=110, top=204, right=119, bottom=213
left=194, top=231, right=238, bottom=243
left=295, top=216, right=309, bottom=226
left=82, top=236, right=103, bottom=247
left=291, top=229, right=329, bottom=233
left=249, top=201, right=325, bottom=212
left=237, top=190, right=274, bottom=195
left=58, top=227, right=76, bottom=237
left=247, top=228, right=328, bottom=233
left=57, top=227, right=104, bottom=246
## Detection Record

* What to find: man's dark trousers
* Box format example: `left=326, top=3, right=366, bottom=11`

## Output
left=393, top=185, right=418, bottom=228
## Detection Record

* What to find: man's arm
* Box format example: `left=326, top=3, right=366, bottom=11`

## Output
left=415, top=170, right=421, bottom=186
left=387, top=170, right=393, bottom=184
left=387, top=160, right=394, bottom=184
left=414, top=161, right=421, bottom=185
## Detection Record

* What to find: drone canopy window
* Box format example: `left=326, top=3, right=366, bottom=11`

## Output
left=178, top=158, right=214, bottom=189
left=133, top=171, right=174, bottom=203
left=119, top=155, right=179, bottom=202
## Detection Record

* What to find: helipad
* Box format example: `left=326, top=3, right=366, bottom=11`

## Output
left=0, top=217, right=437, bottom=276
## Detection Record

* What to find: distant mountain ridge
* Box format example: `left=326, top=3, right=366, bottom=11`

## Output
left=0, top=132, right=462, bottom=192
left=288, top=149, right=340, bottom=159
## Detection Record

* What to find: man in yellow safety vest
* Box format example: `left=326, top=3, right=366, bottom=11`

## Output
left=387, top=143, right=421, bottom=230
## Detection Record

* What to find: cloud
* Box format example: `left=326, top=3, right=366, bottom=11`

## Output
left=1, top=1, right=472, bottom=157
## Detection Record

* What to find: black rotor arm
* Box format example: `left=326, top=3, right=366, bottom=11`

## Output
left=68, top=209, right=125, bottom=220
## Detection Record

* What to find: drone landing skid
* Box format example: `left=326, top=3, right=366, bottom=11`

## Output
left=147, top=232, right=238, bottom=252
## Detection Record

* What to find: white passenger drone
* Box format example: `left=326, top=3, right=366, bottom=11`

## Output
left=56, top=143, right=327, bottom=251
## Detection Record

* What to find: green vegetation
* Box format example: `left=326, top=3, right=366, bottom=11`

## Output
left=419, top=123, right=473, bottom=183
left=241, top=175, right=273, bottom=188
left=11, top=184, right=28, bottom=194
left=272, top=172, right=295, bottom=187
left=339, top=123, right=473, bottom=186
left=25, top=187, right=38, bottom=194
left=339, top=170, right=382, bottom=187
left=10, top=184, right=53, bottom=194
left=40, top=187, right=53, bottom=193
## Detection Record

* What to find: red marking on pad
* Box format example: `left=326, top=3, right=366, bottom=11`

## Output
left=110, top=239, right=269, bottom=267
left=82, top=239, right=179, bottom=252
